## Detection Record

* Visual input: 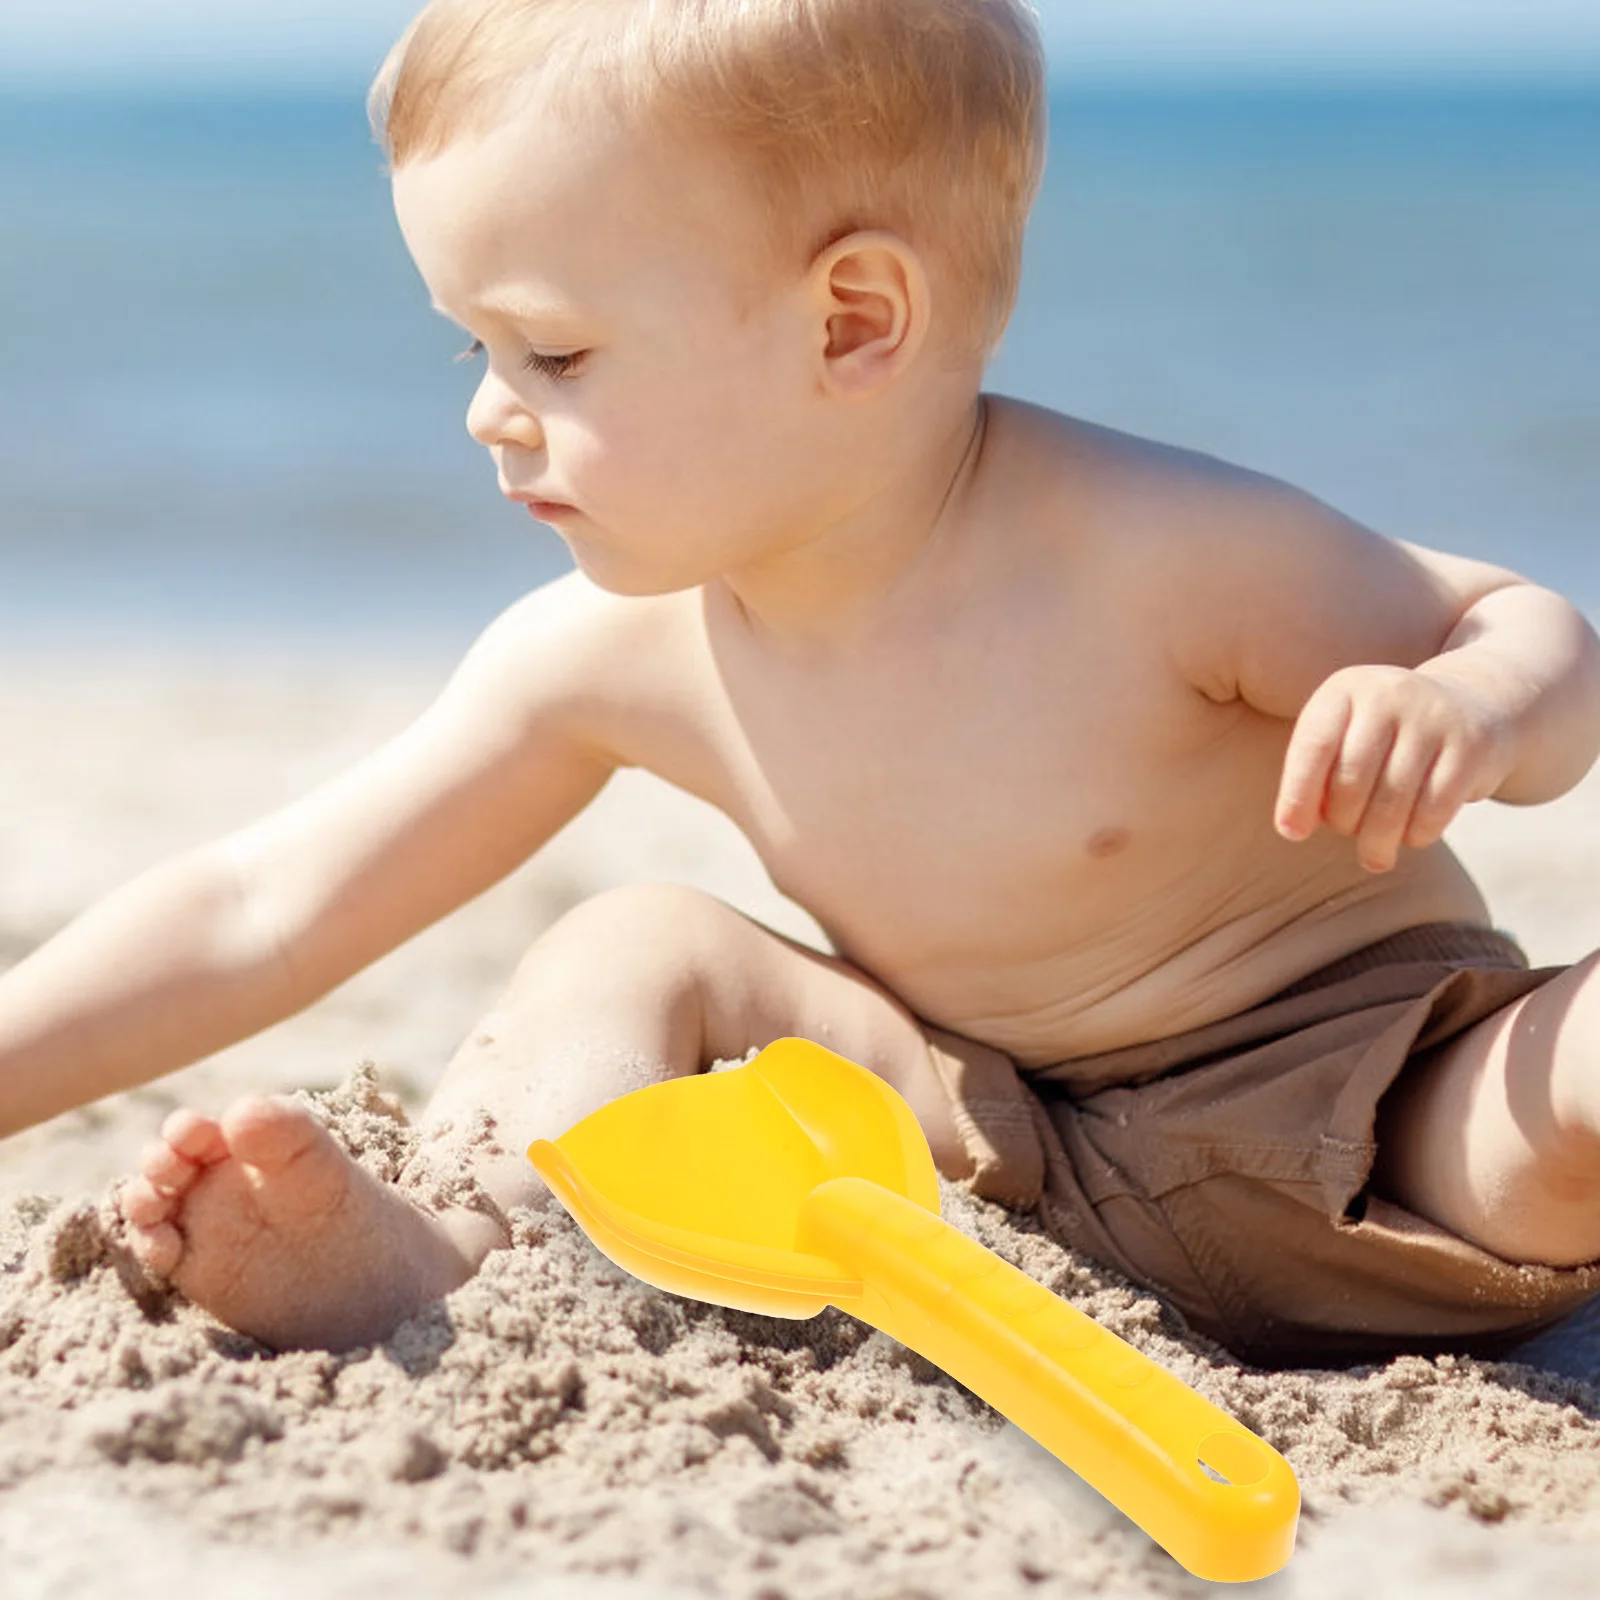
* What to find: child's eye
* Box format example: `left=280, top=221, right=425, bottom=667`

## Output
left=523, top=349, right=583, bottom=381
left=451, top=339, right=581, bottom=382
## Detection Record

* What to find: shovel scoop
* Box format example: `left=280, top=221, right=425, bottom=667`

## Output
left=527, top=1036, right=1298, bottom=1582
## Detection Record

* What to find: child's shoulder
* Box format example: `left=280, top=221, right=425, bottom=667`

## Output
left=992, top=393, right=1326, bottom=534
left=991, top=394, right=1522, bottom=710
left=470, top=569, right=700, bottom=766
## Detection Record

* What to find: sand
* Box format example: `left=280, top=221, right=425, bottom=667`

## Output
left=1, top=641, right=1598, bottom=1600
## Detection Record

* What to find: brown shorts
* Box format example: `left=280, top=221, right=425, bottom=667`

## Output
left=922, top=922, right=1600, bottom=1369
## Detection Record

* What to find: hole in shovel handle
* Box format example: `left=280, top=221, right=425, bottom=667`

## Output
left=1196, top=1430, right=1274, bottom=1489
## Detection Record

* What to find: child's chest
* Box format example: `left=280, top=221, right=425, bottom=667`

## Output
left=614, top=587, right=1275, bottom=974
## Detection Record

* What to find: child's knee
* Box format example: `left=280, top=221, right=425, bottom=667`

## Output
left=517, top=881, right=747, bottom=996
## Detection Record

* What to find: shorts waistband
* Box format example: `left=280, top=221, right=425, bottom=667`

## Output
left=1269, top=921, right=1528, bottom=1004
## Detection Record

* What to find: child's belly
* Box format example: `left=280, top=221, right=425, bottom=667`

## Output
left=775, top=825, right=1488, bottom=1069
left=878, top=857, right=1486, bottom=1067
left=713, top=701, right=1493, bottom=1068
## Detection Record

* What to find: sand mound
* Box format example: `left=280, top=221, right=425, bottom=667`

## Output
left=2, top=1062, right=1598, bottom=1600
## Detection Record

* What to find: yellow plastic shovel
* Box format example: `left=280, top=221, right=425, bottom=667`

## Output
left=527, top=1036, right=1298, bottom=1581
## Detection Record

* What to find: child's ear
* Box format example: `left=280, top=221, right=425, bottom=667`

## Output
left=810, top=229, right=930, bottom=399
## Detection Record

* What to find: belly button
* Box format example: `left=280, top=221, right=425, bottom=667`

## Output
left=1085, top=826, right=1131, bottom=859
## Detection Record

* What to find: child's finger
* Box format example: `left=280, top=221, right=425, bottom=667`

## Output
left=1319, top=709, right=1398, bottom=838
left=1351, top=732, right=1438, bottom=872
left=1401, top=746, right=1469, bottom=850
left=1275, top=686, right=1352, bottom=839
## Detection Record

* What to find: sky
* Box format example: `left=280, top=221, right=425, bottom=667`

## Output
left=1, top=0, right=1599, bottom=85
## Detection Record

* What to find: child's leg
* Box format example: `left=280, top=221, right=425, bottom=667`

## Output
left=1372, top=950, right=1600, bottom=1267
left=412, top=881, right=975, bottom=1221
left=117, top=881, right=973, bottom=1353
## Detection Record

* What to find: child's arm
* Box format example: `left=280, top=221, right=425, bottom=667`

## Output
left=0, top=574, right=619, bottom=1139
left=1149, top=466, right=1600, bottom=873
left=0, top=849, right=284, bottom=1140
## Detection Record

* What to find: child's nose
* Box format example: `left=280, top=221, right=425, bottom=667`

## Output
left=465, top=370, right=543, bottom=452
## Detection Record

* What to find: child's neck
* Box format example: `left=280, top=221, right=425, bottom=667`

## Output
left=710, top=393, right=992, bottom=661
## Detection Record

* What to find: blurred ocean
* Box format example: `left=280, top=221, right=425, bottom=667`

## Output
left=0, top=83, right=1595, bottom=660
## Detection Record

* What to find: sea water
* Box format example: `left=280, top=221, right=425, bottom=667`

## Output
left=0, top=82, right=1595, bottom=658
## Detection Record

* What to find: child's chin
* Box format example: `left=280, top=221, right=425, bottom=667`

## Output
left=568, top=544, right=701, bottom=598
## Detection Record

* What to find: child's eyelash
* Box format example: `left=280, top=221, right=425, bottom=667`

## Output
left=523, top=349, right=582, bottom=380
left=453, top=339, right=582, bottom=381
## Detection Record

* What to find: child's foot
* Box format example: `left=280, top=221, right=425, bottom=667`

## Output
left=116, top=1094, right=498, bottom=1352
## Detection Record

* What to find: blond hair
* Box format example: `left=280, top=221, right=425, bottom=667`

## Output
left=369, top=0, right=1047, bottom=367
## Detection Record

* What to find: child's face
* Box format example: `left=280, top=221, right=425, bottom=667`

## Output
left=393, top=95, right=833, bottom=596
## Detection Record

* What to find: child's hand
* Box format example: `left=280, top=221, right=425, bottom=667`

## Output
left=1272, top=663, right=1516, bottom=872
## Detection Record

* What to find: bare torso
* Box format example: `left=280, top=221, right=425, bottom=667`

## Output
left=575, top=396, right=1490, bottom=1073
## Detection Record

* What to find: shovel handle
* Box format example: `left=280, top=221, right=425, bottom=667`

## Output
left=796, top=1176, right=1298, bottom=1584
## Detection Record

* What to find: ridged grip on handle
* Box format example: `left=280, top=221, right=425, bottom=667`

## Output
left=797, top=1176, right=1298, bottom=1584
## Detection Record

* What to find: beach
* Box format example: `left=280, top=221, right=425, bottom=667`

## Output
left=1, top=640, right=1597, bottom=1600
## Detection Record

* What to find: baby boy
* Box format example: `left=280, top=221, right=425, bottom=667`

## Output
left=3, top=0, right=1600, bottom=1367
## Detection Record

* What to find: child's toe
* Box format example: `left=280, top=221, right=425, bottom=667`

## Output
left=219, top=1094, right=324, bottom=1173
left=139, top=1138, right=198, bottom=1195
left=160, top=1108, right=229, bottom=1166
left=120, top=1174, right=179, bottom=1229
left=126, top=1217, right=184, bottom=1279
